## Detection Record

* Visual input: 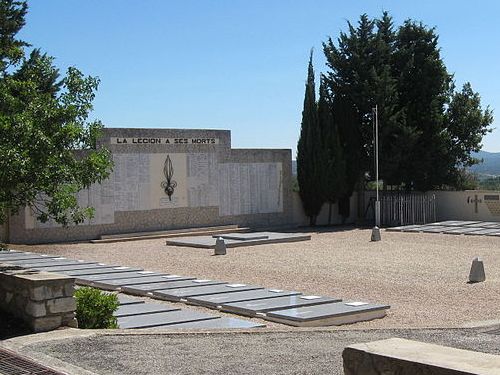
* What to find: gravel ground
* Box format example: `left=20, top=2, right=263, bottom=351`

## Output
left=14, top=227, right=500, bottom=329
left=18, top=328, right=500, bottom=375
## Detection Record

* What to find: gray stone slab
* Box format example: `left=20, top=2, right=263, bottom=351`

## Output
left=221, top=295, right=341, bottom=317
left=115, top=294, right=145, bottom=306
left=62, top=266, right=143, bottom=277
left=90, top=275, right=195, bottom=291
left=163, top=317, right=266, bottom=329
left=167, top=231, right=311, bottom=249
left=0, top=253, right=54, bottom=261
left=399, top=226, right=428, bottom=232
left=76, top=271, right=163, bottom=284
left=122, top=279, right=227, bottom=296
left=117, top=310, right=219, bottom=329
left=431, top=221, right=473, bottom=226
left=10, top=259, right=96, bottom=268
left=264, top=301, right=390, bottom=327
left=33, top=263, right=117, bottom=271
left=419, top=226, right=449, bottom=233
left=153, top=284, right=264, bottom=302
left=462, top=221, right=500, bottom=228
left=441, top=227, right=486, bottom=235
left=187, top=289, right=302, bottom=309
left=5, top=256, right=72, bottom=265
left=385, top=224, right=422, bottom=232
left=214, top=233, right=269, bottom=241
left=115, top=302, right=180, bottom=317
left=464, top=228, right=500, bottom=235
left=122, top=279, right=226, bottom=296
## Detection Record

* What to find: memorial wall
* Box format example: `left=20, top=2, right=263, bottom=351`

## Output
left=11, top=128, right=293, bottom=243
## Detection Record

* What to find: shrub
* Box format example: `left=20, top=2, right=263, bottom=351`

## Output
left=74, top=287, right=120, bottom=329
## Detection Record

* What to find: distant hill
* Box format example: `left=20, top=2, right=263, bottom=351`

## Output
left=470, top=151, right=500, bottom=177
left=292, top=150, right=500, bottom=178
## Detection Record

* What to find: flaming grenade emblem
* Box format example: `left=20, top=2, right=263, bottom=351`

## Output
left=160, top=155, right=177, bottom=201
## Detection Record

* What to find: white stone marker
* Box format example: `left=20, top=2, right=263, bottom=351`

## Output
left=468, top=257, right=486, bottom=283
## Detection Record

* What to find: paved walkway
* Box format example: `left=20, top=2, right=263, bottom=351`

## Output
left=4, top=327, right=500, bottom=375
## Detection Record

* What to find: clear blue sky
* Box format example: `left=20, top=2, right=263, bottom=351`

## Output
left=19, top=1, right=500, bottom=157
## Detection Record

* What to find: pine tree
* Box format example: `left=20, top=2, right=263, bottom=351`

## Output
left=297, top=50, right=323, bottom=225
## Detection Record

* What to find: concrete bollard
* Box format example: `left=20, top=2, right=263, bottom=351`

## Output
left=468, top=257, right=485, bottom=283
left=214, top=237, right=227, bottom=255
left=371, top=226, right=381, bottom=242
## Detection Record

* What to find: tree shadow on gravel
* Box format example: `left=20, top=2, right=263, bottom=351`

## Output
left=0, top=310, right=31, bottom=340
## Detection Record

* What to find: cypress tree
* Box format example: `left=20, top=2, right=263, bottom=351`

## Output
left=297, top=50, right=323, bottom=225
left=318, top=77, right=347, bottom=224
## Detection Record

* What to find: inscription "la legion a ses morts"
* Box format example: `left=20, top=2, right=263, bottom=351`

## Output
left=111, top=137, right=219, bottom=145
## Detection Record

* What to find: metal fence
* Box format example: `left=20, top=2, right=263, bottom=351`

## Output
left=379, top=193, right=436, bottom=227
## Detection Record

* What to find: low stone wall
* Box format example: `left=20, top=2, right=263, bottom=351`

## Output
left=0, top=264, right=77, bottom=332
left=343, top=337, right=500, bottom=375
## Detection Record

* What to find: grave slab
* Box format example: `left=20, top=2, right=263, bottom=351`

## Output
left=385, top=224, right=423, bottom=232
left=419, top=226, right=449, bottom=233
left=115, top=302, right=180, bottom=318
left=0, top=253, right=53, bottom=261
left=430, top=221, right=474, bottom=226
left=464, top=228, right=500, bottom=235
left=213, top=233, right=269, bottom=241
left=117, top=310, right=219, bottom=329
left=167, top=231, right=311, bottom=249
left=398, top=226, right=428, bottom=233
left=11, top=260, right=96, bottom=268
left=153, top=284, right=264, bottom=302
left=32, top=263, right=118, bottom=272
left=187, top=289, right=302, bottom=309
left=462, top=221, right=500, bottom=228
left=76, top=271, right=163, bottom=285
left=5, top=257, right=72, bottom=265
left=60, top=266, right=143, bottom=277
left=264, top=301, right=390, bottom=327
left=442, top=227, right=486, bottom=235
left=115, top=294, right=145, bottom=306
left=221, top=295, right=341, bottom=317
left=91, top=275, right=195, bottom=291
left=163, top=317, right=266, bottom=329
left=122, top=279, right=227, bottom=296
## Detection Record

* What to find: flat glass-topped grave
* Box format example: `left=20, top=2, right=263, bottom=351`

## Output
left=166, top=231, right=311, bottom=249
left=212, top=233, right=270, bottom=241
left=110, top=293, right=264, bottom=329
left=59, top=266, right=144, bottom=277
left=90, top=274, right=196, bottom=290
left=153, top=284, right=264, bottom=302
left=77, top=271, right=162, bottom=284
left=221, top=295, right=341, bottom=317
left=187, top=288, right=302, bottom=308
left=387, top=220, right=500, bottom=237
left=264, top=301, right=390, bottom=327
left=122, top=279, right=227, bottom=296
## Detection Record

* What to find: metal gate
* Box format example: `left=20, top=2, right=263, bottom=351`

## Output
left=380, top=193, right=436, bottom=226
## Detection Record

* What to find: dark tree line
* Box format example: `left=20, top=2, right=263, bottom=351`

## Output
left=297, top=12, right=493, bottom=225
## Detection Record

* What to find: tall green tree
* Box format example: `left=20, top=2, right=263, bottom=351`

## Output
left=297, top=51, right=323, bottom=225
left=318, top=77, right=347, bottom=224
left=321, top=12, right=492, bottom=193
left=0, top=0, right=113, bottom=243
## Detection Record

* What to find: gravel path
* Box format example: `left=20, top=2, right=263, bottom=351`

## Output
left=15, top=227, right=500, bottom=329
left=19, top=328, right=500, bottom=375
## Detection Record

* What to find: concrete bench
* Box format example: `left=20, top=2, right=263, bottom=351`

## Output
left=343, top=338, right=500, bottom=375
